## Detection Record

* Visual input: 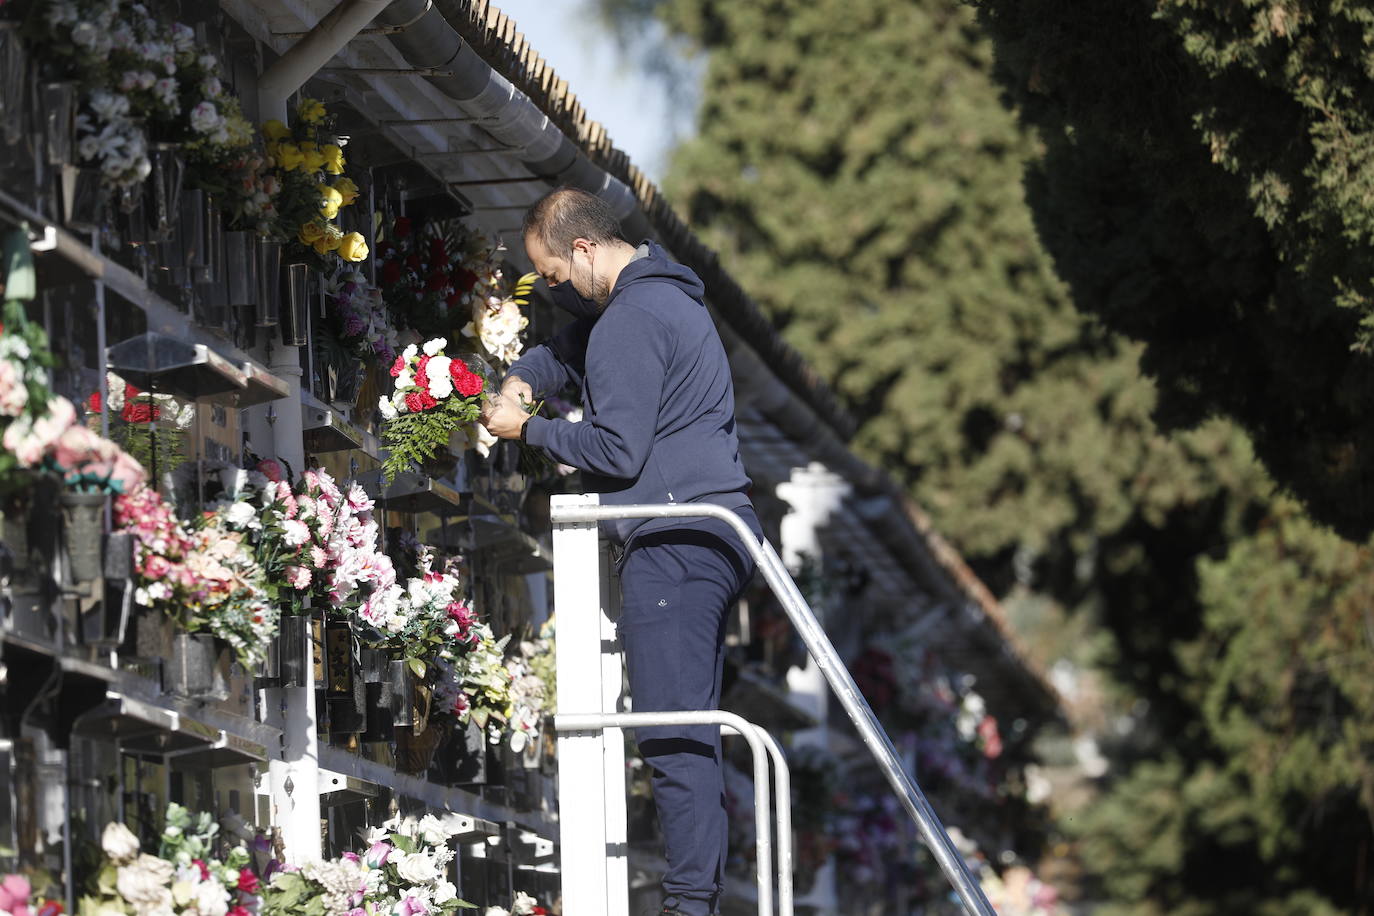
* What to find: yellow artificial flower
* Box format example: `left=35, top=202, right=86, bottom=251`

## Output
left=262, top=119, right=291, bottom=141
left=298, top=98, right=327, bottom=124
left=338, top=231, right=369, bottom=262
left=318, top=185, right=343, bottom=219
left=298, top=141, right=326, bottom=172
left=322, top=143, right=345, bottom=175
left=298, top=221, right=325, bottom=247
left=275, top=143, right=304, bottom=172
left=333, top=176, right=359, bottom=206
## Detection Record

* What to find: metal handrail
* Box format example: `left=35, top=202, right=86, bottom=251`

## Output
left=550, top=502, right=996, bottom=916
left=556, top=711, right=792, bottom=916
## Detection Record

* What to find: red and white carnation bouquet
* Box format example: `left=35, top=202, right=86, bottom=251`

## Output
left=378, top=337, right=487, bottom=481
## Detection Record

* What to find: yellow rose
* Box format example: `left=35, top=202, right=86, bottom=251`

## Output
left=298, top=221, right=325, bottom=246
left=275, top=143, right=304, bottom=172
left=262, top=119, right=291, bottom=141
left=302, top=149, right=326, bottom=172
left=298, top=98, right=327, bottom=124
left=318, top=186, right=343, bottom=219
left=322, top=143, right=345, bottom=175
left=338, top=231, right=369, bottom=262
left=312, top=237, right=332, bottom=257
left=333, top=176, right=359, bottom=207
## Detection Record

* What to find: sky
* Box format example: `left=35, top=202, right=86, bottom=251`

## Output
left=491, top=0, right=697, bottom=184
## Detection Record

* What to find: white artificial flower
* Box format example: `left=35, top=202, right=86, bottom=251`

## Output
left=154, top=78, right=178, bottom=110
left=101, top=822, right=141, bottom=865
left=423, top=337, right=447, bottom=356
left=379, top=396, right=398, bottom=421
left=512, top=891, right=540, bottom=915
left=192, top=877, right=229, bottom=916
left=201, top=77, right=222, bottom=99
left=170, top=23, right=195, bottom=53
left=134, top=587, right=151, bottom=606
left=71, top=21, right=99, bottom=49
left=432, top=880, right=457, bottom=904
left=116, top=854, right=175, bottom=908
left=224, top=501, right=257, bottom=529
left=484, top=908, right=511, bottom=916
left=383, top=610, right=409, bottom=634
left=90, top=90, right=131, bottom=122
left=189, top=101, right=220, bottom=134
left=395, top=851, right=440, bottom=885
left=417, top=814, right=448, bottom=846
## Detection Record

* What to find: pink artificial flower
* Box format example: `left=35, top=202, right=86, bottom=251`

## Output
left=363, top=841, right=392, bottom=868
left=50, top=424, right=105, bottom=471
left=340, top=852, right=360, bottom=865
left=0, top=873, right=32, bottom=909
left=284, top=565, right=312, bottom=589
left=0, top=359, right=28, bottom=417
left=256, top=458, right=285, bottom=482
left=193, top=859, right=210, bottom=881
left=398, top=895, right=430, bottom=916
left=236, top=868, right=259, bottom=894
left=281, top=519, right=310, bottom=548
left=309, top=545, right=328, bottom=568
left=143, top=554, right=172, bottom=580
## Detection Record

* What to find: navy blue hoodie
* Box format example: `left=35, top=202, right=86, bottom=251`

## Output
left=509, top=241, right=754, bottom=547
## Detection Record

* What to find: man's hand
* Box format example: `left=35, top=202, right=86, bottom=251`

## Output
left=480, top=391, right=532, bottom=440
left=499, top=374, right=533, bottom=407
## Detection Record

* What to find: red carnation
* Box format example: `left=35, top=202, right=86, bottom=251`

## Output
left=417, top=390, right=438, bottom=410
left=121, top=401, right=162, bottom=424
left=237, top=868, right=260, bottom=894
left=415, top=355, right=431, bottom=389
left=389, top=354, right=406, bottom=378
left=428, top=239, right=447, bottom=262
left=381, top=260, right=402, bottom=285
left=124, top=382, right=141, bottom=400
left=403, top=391, right=426, bottom=413
left=87, top=391, right=102, bottom=413
left=405, top=254, right=421, bottom=271
left=454, top=268, right=479, bottom=292
left=394, top=216, right=412, bottom=239
left=451, top=363, right=484, bottom=397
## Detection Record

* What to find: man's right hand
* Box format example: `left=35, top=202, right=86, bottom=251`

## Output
left=482, top=375, right=533, bottom=425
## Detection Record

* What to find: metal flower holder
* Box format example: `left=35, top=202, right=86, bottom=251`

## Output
left=58, top=489, right=106, bottom=584
left=165, top=632, right=231, bottom=699
left=0, top=23, right=27, bottom=146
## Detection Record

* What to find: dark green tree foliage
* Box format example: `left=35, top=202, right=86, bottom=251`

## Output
left=969, top=0, right=1374, bottom=541
left=594, top=0, right=1374, bottom=909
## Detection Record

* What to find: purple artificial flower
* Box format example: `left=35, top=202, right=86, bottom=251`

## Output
left=343, top=313, right=365, bottom=337
left=398, top=896, right=430, bottom=915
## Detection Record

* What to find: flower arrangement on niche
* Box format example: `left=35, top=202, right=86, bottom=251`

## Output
left=261, top=98, right=367, bottom=263
left=78, top=803, right=261, bottom=916
left=259, top=814, right=472, bottom=915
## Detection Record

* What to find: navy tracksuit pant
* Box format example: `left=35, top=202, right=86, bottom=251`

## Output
left=618, top=512, right=759, bottom=916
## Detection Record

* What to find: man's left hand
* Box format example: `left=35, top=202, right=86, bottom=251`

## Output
left=480, top=392, right=531, bottom=440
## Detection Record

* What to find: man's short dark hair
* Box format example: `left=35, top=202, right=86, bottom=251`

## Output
left=522, top=187, right=624, bottom=254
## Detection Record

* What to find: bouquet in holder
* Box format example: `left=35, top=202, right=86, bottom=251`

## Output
left=378, top=337, right=487, bottom=482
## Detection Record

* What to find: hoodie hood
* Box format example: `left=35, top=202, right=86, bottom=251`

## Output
left=606, top=240, right=706, bottom=310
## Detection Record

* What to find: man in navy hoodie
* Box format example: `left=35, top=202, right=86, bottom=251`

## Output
left=482, top=187, right=761, bottom=916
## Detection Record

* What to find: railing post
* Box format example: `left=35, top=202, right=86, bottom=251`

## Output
left=552, top=493, right=628, bottom=915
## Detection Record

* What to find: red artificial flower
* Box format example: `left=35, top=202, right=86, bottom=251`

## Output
left=394, top=217, right=412, bottom=239
left=228, top=907, right=251, bottom=916
left=403, top=391, right=426, bottom=413
left=444, top=292, right=462, bottom=308
left=533, top=907, right=548, bottom=915
left=389, top=354, right=406, bottom=378
left=193, top=859, right=210, bottom=880
left=256, top=458, right=285, bottom=482
left=424, top=272, right=448, bottom=293
left=87, top=390, right=102, bottom=413
left=378, top=241, right=396, bottom=258
left=36, top=902, right=64, bottom=916
left=124, top=381, right=142, bottom=401
left=237, top=868, right=259, bottom=894
left=454, top=268, right=478, bottom=292
left=428, top=238, right=447, bottom=262
left=450, top=363, right=484, bottom=397
left=120, top=401, right=162, bottom=424
left=381, top=260, right=402, bottom=286
left=404, top=254, right=421, bottom=271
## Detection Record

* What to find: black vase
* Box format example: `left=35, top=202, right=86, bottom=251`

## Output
left=165, top=633, right=230, bottom=699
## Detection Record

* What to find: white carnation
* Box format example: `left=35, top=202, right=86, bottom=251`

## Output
left=379, top=396, right=398, bottom=421
left=423, top=337, right=447, bottom=356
